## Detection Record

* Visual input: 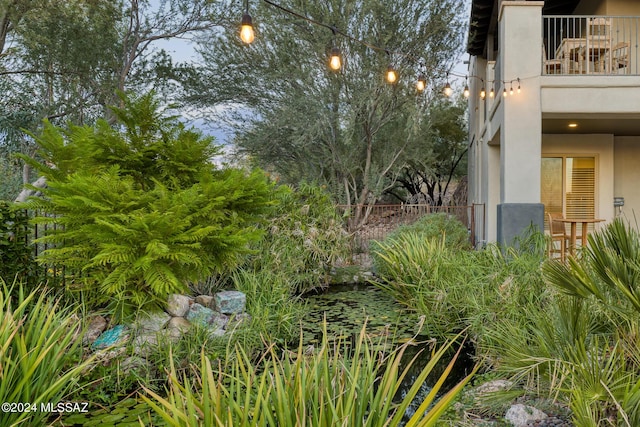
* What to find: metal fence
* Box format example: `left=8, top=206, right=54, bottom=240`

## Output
left=338, top=204, right=485, bottom=253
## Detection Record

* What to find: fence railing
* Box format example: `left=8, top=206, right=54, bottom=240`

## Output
left=542, top=15, right=639, bottom=75
left=337, top=204, right=485, bottom=253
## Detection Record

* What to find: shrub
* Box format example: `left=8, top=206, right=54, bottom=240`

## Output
left=247, top=182, right=349, bottom=294
left=17, top=93, right=273, bottom=316
left=0, top=282, right=94, bottom=427
left=142, top=325, right=476, bottom=427
left=380, top=212, right=470, bottom=250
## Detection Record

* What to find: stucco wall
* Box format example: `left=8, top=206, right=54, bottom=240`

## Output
left=614, top=137, right=640, bottom=220
left=542, top=134, right=615, bottom=223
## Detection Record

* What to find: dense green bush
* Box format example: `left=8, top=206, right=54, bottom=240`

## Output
left=0, top=201, right=38, bottom=286
left=247, top=182, right=349, bottom=294
left=18, top=92, right=274, bottom=316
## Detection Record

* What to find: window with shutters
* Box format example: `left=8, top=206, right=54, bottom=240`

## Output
left=541, top=156, right=596, bottom=231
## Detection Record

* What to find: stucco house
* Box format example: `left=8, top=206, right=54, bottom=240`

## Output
left=466, top=0, right=640, bottom=247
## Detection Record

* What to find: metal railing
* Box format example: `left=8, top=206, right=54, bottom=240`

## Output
left=338, top=204, right=485, bottom=253
left=542, top=15, right=639, bottom=75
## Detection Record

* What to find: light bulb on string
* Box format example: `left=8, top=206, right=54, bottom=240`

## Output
left=443, top=82, right=453, bottom=97
left=463, top=85, right=470, bottom=98
left=510, top=84, right=514, bottom=96
left=480, top=87, right=486, bottom=99
left=416, top=75, right=426, bottom=92
left=386, top=65, right=398, bottom=84
left=329, top=47, right=342, bottom=71
left=240, top=0, right=254, bottom=45
left=503, top=87, right=507, bottom=98
left=517, top=78, right=522, bottom=94
left=489, top=86, right=495, bottom=98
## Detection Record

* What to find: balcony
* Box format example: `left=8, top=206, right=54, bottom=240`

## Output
left=542, top=16, right=639, bottom=76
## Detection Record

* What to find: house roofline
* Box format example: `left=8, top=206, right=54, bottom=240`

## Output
left=467, top=0, right=581, bottom=58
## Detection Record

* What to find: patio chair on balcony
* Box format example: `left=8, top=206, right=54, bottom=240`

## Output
left=611, top=42, right=630, bottom=74
left=547, top=213, right=568, bottom=262
left=542, top=44, right=562, bottom=75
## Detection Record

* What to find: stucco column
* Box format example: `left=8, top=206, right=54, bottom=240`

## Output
left=497, top=1, right=545, bottom=246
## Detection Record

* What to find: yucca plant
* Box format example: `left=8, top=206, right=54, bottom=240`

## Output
left=0, top=281, right=94, bottom=427
left=142, top=324, right=476, bottom=427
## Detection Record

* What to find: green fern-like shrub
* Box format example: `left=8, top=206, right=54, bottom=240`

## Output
left=18, top=93, right=273, bottom=315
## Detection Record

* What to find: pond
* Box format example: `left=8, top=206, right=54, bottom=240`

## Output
left=299, top=283, right=474, bottom=420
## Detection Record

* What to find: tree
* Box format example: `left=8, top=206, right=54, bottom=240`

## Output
left=18, top=93, right=274, bottom=316
left=180, top=0, right=466, bottom=227
left=389, top=96, right=468, bottom=206
left=1, top=0, right=230, bottom=193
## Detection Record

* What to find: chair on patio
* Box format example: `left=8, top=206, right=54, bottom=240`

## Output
left=611, top=42, right=630, bottom=74
left=547, top=213, right=568, bottom=262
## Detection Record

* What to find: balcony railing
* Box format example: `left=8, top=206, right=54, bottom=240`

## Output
left=542, top=16, right=639, bottom=76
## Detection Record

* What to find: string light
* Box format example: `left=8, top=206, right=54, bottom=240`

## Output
left=329, top=47, right=342, bottom=71
left=239, top=0, right=523, bottom=100
left=386, top=65, right=398, bottom=84
left=240, top=0, right=255, bottom=44
left=416, top=75, right=426, bottom=92
left=443, top=82, right=453, bottom=97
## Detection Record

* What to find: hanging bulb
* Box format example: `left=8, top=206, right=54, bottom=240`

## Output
left=463, top=85, right=470, bottom=98
left=443, top=82, right=453, bottom=97
left=517, top=83, right=521, bottom=94
left=510, top=85, right=514, bottom=96
left=240, top=13, right=255, bottom=44
left=386, top=65, right=398, bottom=84
left=416, top=75, right=426, bottom=92
left=480, top=87, right=486, bottom=99
left=503, top=88, right=508, bottom=98
left=329, top=47, right=342, bottom=71
left=489, top=87, right=495, bottom=98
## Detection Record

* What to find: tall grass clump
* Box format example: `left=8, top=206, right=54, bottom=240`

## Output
left=0, top=281, right=94, bottom=427
left=142, top=324, right=476, bottom=427
left=370, top=223, right=548, bottom=340
left=231, top=269, right=307, bottom=349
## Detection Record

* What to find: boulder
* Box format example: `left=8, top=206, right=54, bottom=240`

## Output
left=505, top=404, right=547, bottom=427
left=194, top=295, right=214, bottom=308
left=167, top=294, right=191, bottom=317
left=227, top=312, right=252, bottom=330
left=83, top=315, right=108, bottom=345
left=185, top=303, right=214, bottom=327
left=210, top=311, right=229, bottom=330
left=214, top=291, right=246, bottom=314
left=134, top=311, right=171, bottom=333
left=92, top=325, right=129, bottom=350
left=167, top=316, right=191, bottom=333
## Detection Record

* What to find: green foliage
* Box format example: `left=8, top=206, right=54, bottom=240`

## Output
left=0, top=156, right=23, bottom=201
left=142, top=325, right=476, bottom=427
left=0, top=282, right=94, bottom=427
left=247, top=182, right=350, bottom=294
left=544, top=218, right=640, bottom=315
left=192, top=0, right=466, bottom=209
left=0, top=201, right=38, bottom=286
left=18, top=93, right=274, bottom=316
left=371, top=226, right=549, bottom=340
